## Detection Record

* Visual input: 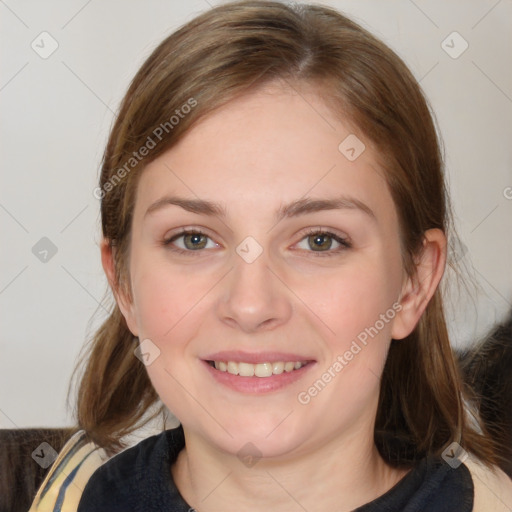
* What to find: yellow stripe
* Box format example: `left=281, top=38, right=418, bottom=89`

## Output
left=29, top=431, right=108, bottom=512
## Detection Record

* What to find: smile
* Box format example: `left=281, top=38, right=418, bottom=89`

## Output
left=208, top=360, right=307, bottom=377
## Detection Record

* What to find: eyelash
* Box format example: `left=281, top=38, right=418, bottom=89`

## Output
left=163, top=228, right=213, bottom=257
left=163, top=228, right=352, bottom=257
left=299, top=228, right=352, bottom=257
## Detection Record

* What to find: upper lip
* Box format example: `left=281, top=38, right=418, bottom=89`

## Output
left=202, top=351, right=315, bottom=364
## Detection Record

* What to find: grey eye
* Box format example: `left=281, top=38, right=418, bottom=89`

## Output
left=170, top=232, right=217, bottom=251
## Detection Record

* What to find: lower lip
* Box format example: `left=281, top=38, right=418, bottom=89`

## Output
left=202, top=360, right=315, bottom=394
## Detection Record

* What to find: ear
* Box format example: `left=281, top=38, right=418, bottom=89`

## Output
left=391, top=228, right=447, bottom=340
left=100, top=239, right=139, bottom=337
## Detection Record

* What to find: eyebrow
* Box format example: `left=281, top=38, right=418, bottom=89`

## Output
left=144, top=195, right=376, bottom=223
left=277, top=196, right=375, bottom=222
left=145, top=196, right=225, bottom=218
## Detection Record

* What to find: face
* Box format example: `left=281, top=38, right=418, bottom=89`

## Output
left=117, top=83, right=414, bottom=459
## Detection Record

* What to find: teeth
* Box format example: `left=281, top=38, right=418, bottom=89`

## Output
left=212, top=360, right=305, bottom=377
left=238, top=362, right=255, bottom=377
left=272, top=362, right=284, bottom=375
left=227, top=361, right=239, bottom=375
left=255, top=362, right=273, bottom=377
left=284, top=362, right=295, bottom=372
left=214, top=361, right=227, bottom=372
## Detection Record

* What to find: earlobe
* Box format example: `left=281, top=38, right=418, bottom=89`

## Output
left=391, top=228, right=447, bottom=340
left=100, top=239, right=139, bottom=336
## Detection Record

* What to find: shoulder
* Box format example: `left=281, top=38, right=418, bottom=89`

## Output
left=464, top=456, right=512, bottom=511
left=77, top=428, right=184, bottom=511
left=29, top=430, right=109, bottom=512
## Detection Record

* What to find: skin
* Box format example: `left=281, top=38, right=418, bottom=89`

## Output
left=102, top=82, right=446, bottom=512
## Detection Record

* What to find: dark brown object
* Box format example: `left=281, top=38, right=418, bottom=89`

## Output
left=458, top=312, right=512, bottom=478
left=0, top=428, right=73, bottom=512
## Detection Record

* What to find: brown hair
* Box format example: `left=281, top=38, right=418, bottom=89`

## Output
left=75, top=0, right=503, bottom=466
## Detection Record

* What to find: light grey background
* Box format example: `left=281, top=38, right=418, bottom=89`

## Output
left=1, top=0, right=511, bottom=428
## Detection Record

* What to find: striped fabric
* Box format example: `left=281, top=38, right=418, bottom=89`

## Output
left=27, top=429, right=512, bottom=511
left=28, top=408, right=178, bottom=511
left=28, top=431, right=109, bottom=512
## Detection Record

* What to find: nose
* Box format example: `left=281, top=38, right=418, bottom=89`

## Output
left=216, top=250, right=293, bottom=333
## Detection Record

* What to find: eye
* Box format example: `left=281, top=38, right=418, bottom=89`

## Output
left=295, top=229, right=351, bottom=255
left=164, top=229, right=219, bottom=252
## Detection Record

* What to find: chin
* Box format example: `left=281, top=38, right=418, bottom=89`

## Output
left=199, top=414, right=312, bottom=461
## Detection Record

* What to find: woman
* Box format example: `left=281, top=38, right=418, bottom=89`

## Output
left=30, top=1, right=512, bottom=510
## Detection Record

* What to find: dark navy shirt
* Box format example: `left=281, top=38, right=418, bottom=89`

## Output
left=77, top=427, right=474, bottom=511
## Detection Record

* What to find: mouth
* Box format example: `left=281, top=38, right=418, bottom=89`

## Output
left=201, top=351, right=316, bottom=393
left=206, top=360, right=310, bottom=378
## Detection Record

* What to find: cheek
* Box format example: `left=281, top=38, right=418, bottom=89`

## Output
left=294, top=264, right=400, bottom=426
left=298, top=257, right=401, bottom=351
left=129, top=260, right=209, bottom=403
left=130, top=253, right=208, bottom=341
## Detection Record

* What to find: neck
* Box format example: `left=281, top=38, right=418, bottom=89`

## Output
left=171, top=423, right=409, bottom=512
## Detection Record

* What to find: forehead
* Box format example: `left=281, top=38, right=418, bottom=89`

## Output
left=134, top=83, right=397, bottom=228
